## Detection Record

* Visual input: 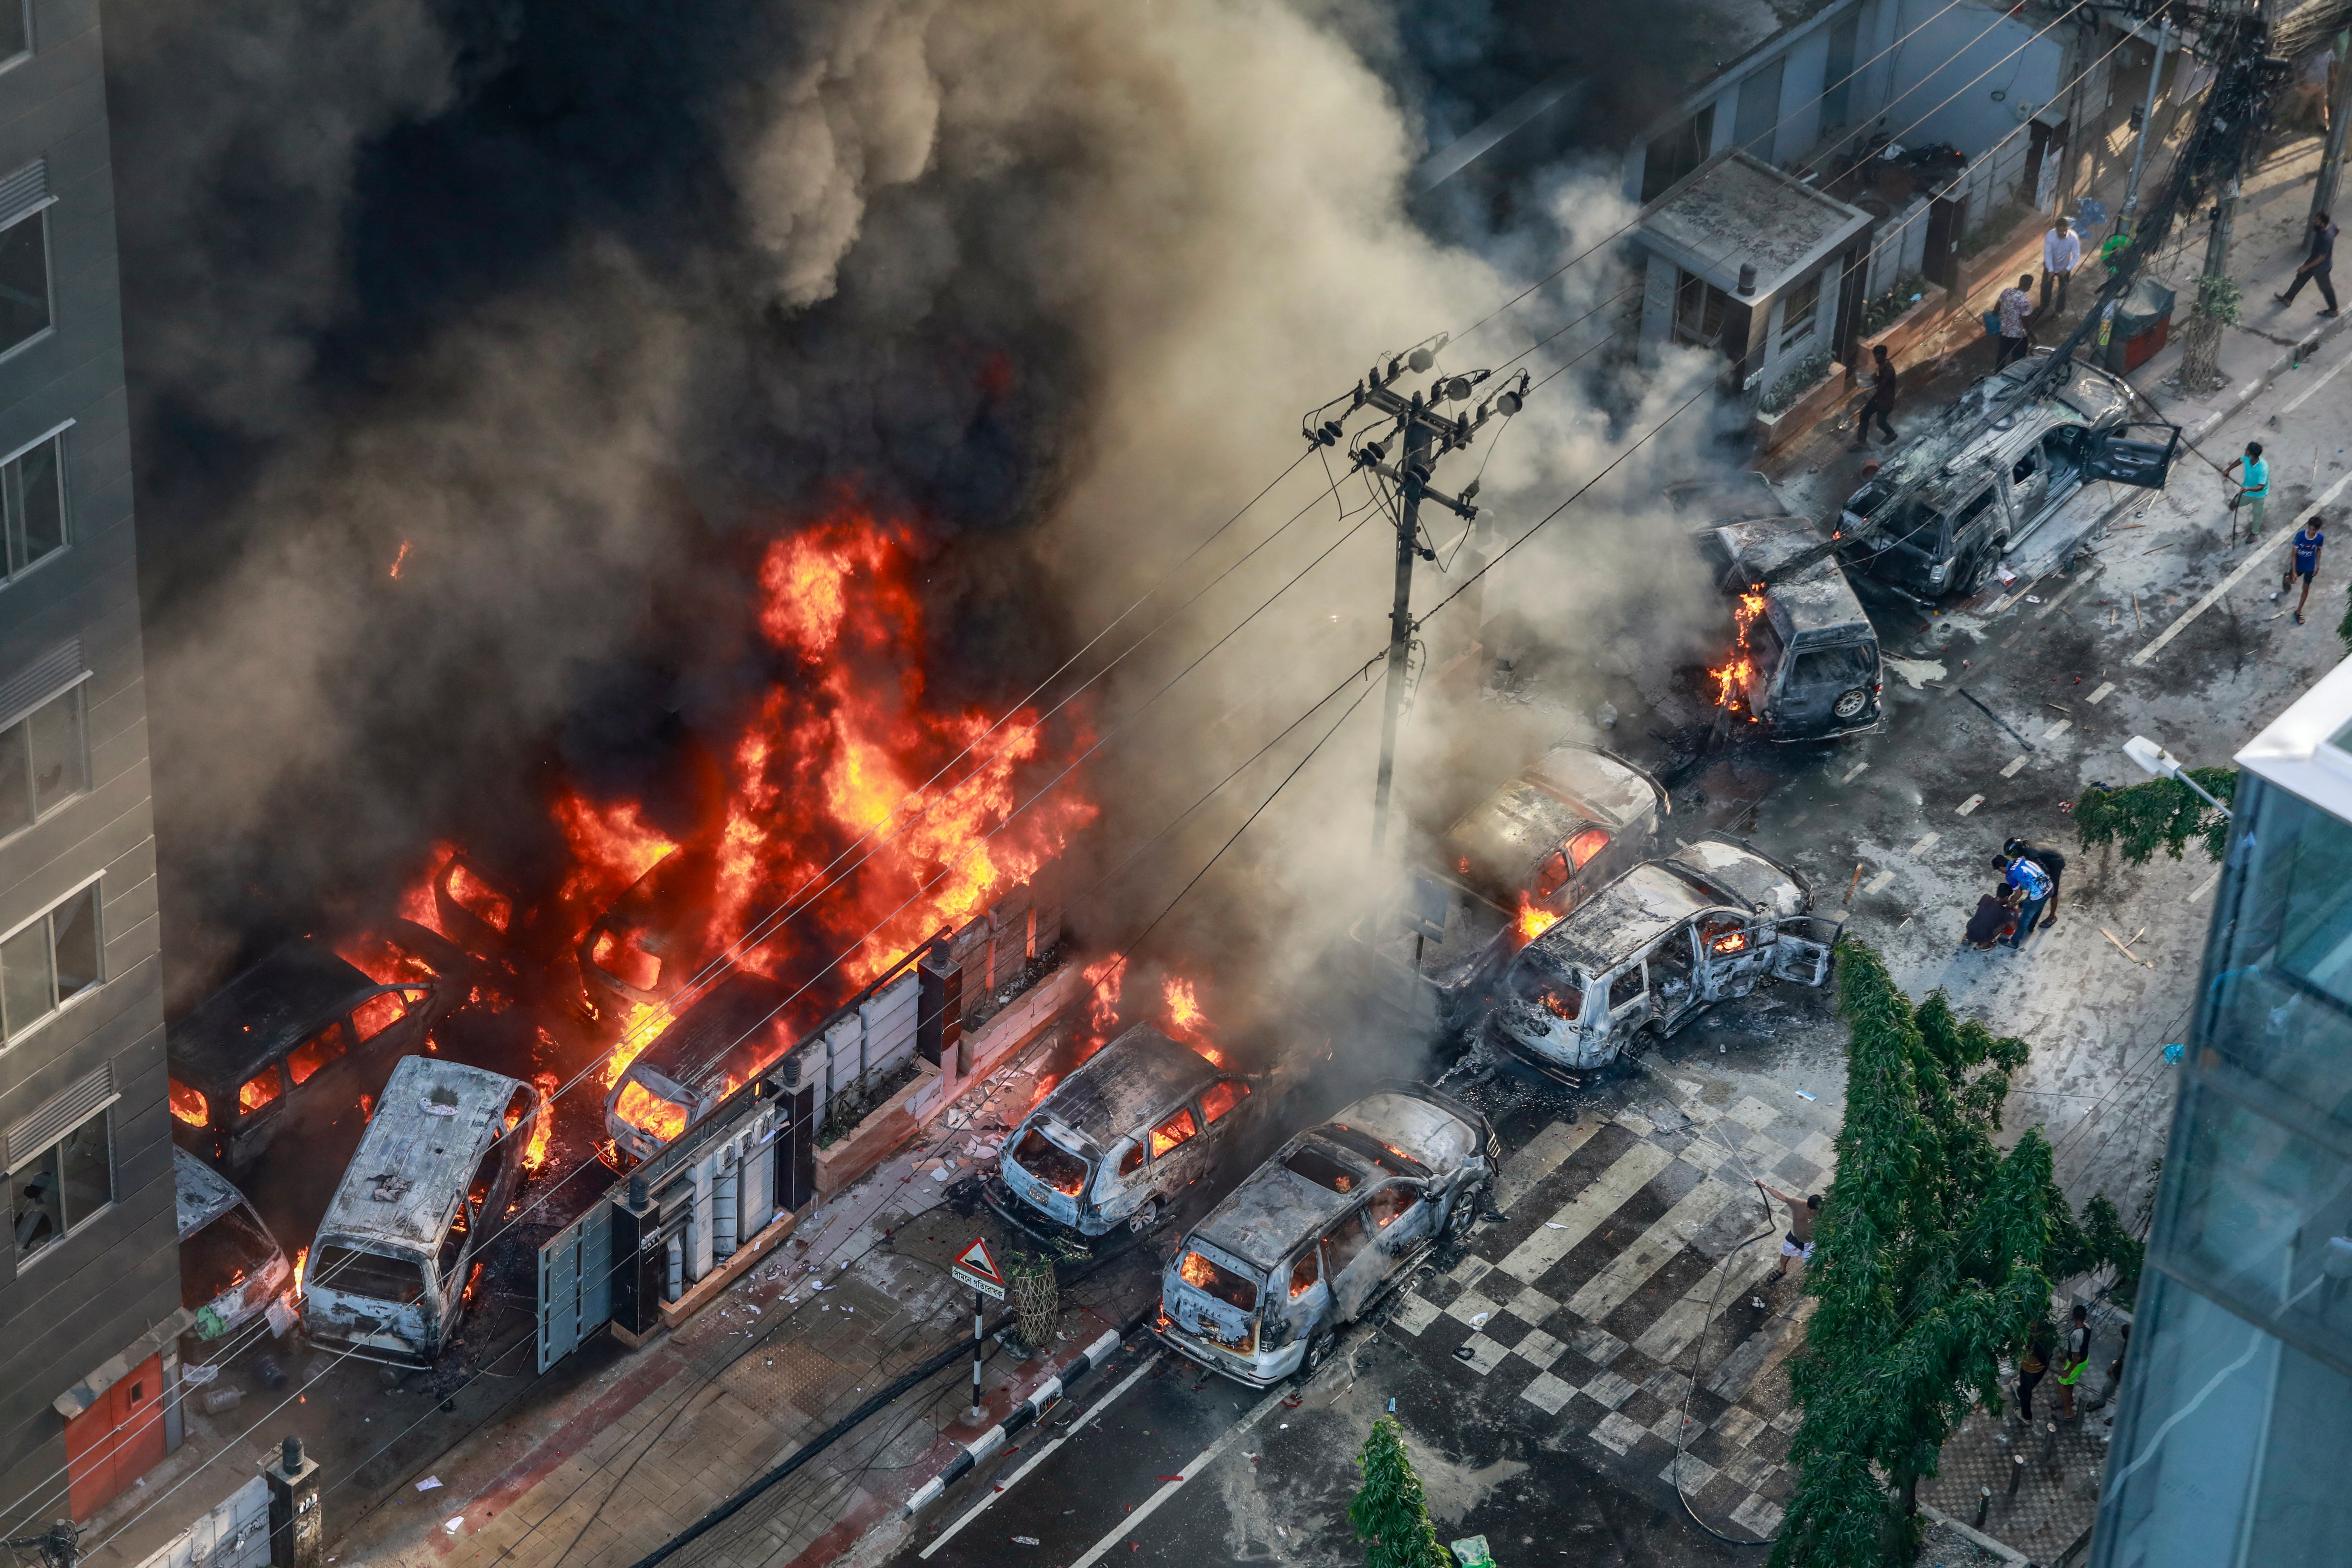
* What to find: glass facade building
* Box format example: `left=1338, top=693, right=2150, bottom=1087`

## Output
left=2091, top=665, right=2352, bottom=1568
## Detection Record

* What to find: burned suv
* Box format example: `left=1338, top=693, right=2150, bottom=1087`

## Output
left=989, top=1023, right=1259, bottom=1240
left=1485, top=835, right=1833, bottom=1082
left=1156, top=1086, right=1496, bottom=1387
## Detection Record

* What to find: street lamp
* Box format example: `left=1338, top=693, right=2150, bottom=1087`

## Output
left=2123, top=735, right=2233, bottom=819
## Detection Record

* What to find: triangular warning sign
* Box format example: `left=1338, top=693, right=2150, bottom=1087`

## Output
left=950, top=1236, right=1003, bottom=1287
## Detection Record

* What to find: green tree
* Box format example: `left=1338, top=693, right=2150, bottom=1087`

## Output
left=2337, top=577, right=2352, bottom=656
left=2073, top=768, right=2236, bottom=866
left=1349, top=1417, right=1449, bottom=1568
left=1772, top=942, right=2096, bottom=1568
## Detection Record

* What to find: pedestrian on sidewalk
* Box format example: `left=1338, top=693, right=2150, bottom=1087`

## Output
left=2225, top=441, right=2270, bottom=537
left=1992, top=851, right=2053, bottom=948
left=1995, top=274, right=2036, bottom=370
left=2042, top=216, right=2082, bottom=312
left=2001, top=837, right=2066, bottom=938
left=1759, top=1182, right=1819, bottom=1275
left=1966, top=885, right=2023, bottom=950
left=2056, top=1304, right=2092, bottom=1419
left=1850, top=344, right=1899, bottom=448
left=2273, top=513, right=2326, bottom=623
left=2105, top=1322, right=2132, bottom=1403
left=2017, top=1320, right=2053, bottom=1423
left=2276, top=211, right=2340, bottom=317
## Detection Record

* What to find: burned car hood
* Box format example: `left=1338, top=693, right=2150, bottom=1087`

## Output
left=174, top=1146, right=243, bottom=1237
left=1034, top=1024, right=1215, bottom=1149
left=1668, top=834, right=1808, bottom=918
left=1326, top=1093, right=1478, bottom=1177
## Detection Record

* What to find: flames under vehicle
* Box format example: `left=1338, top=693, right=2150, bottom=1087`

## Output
left=988, top=1022, right=1260, bottom=1240
left=302, top=1056, right=545, bottom=1365
left=1484, top=834, right=1835, bottom=1082
left=174, top=1147, right=292, bottom=1350
left=1156, top=1087, right=1496, bottom=1387
left=603, top=971, right=794, bottom=1163
left=1836, top=355, right=2179, bottom=600
left=167, top=939, right=453, bottom=1178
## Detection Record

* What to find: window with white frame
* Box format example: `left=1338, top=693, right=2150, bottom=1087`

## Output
left=1, top=428, right=68, bottom=583
left=1, top=882, right=101, bottom=1041
left=0, top=680, right=87, bottom=835
left=0, top=161, right=52, bottom=358
left=1778, top=270, right=1823, bottom=351
left=8, top=1107, right=110, bottom=1262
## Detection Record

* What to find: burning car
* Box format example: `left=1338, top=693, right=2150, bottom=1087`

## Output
left=1484, top=834, right=1834, bottom=1083
left=1155, top=1086, right=1496, bottom=1387
left=302, top=1056, right=545, bottom=1365
left=168, top=939, right=452, bottom=1179
left=988, top=1022, right=1260, bottom=1240
left=175, top=1148, right=293, bottom=1348
left=1836, top=356, right=2179, bottom=599
left=1387, top=743, right=1667, bottom=1024
left=603, top=971, right=794, bottom=1162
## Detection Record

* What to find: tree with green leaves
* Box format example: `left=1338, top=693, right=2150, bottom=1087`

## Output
left=1349, top=1417, right=1450, bottom=1568
left=1772, top=940, right=2128, bottom=1568
left=2073, top=766, right=2236, bottom=866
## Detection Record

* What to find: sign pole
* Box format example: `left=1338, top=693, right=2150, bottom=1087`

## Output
left=971, top=1288, right=985, bottom=1420
left=948, top=1235, right=1005, bottom=1424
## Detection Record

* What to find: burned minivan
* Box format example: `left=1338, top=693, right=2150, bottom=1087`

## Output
left=1695, top=512, right=1882, bottom=742
left=1156, top=1087, right=1496, bottom=1387
left=168, top=939, right=451, bottom=1178
left=604, top=971, right=796, bottom=1163
left=989, top=1022, right=1259, bottom=1240
left=302, top=1057, right=544, bottom=1365
left=175, top=1148, right=293, bottom=1347
left=1485, top=835, right=1834, bottom=1082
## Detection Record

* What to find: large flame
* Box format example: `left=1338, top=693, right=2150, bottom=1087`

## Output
left=1077, top=953, right=1127, bottom=1061
left=1709, top=587, right=1769, bottom=718
left=1515, top=897, right=1561, bottom=945
left=1161, top=976, right=1223, bottom=1066
left=288, top=1245, right=307, bottom=1306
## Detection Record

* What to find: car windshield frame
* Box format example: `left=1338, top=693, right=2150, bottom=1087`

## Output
left=1282, top=1143, right=1367, bottom=1194
left=1012, top=1124, right=1093, bottom=1197
left=1177, top=1247, right=1260, bottom=1312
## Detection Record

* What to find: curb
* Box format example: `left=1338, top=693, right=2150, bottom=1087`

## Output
left=902, top=1326, right=1128, bottom=1516
left=2178, top=309, right=2351, bottom=446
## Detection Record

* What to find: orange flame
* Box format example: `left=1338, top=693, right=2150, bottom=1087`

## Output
left=615, top=1079, right=689, bottom=1143
left=1516, top=897, right=1562, bottom=945
left=1709, top=587, right=1769, bottom=715
left=289, top=1245, right=308, bottom=1305
left=1077, top=954, right=1126, bottom=1061
left=554, top=795, right=681, bottom=908
left=1161, top=976, right=1224, bottom=1066
left=170, top=1081, right=208, bottom=1126
left=390, top=540, right=412, bottom=579
left=526, top=1073, right=556, bottom=1171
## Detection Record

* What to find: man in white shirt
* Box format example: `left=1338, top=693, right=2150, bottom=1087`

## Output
left=2042, top=216, right=2083, bottom=312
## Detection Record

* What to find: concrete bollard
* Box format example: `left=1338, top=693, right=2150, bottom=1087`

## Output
left=1976, top=1485, right=1992, bottom=1529
left=2009, top=1453, right=2027, bottom=1496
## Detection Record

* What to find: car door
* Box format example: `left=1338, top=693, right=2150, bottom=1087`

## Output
left=1766, top=918, right=1838, bottom=986
left=1198, top=1077, right=1253, bottom=1150
left=1142, top=1102, right=1208, bottom=1208
left=1322, top=1208, right=1385, bottom=1322
left=1600, top=964, right=1650, bottom=1051
left=227, top=1062, right=292, bottom=1172
left=2006, top=442, right=2049, bottom=527
left=1363, top=1178, right=1436, bottom=1276
left=1646, top=927, right=1701, bottom=1030
left=1695, top=913, right=1772, bottom=1002
left=2079, top=422, right=2182, bottom=489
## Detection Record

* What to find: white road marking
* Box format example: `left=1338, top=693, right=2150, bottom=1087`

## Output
left=1909, top=831, right=1940, bottom=856
left=2043, top=719, right=2072, bottom=741
left=1839, top=761, right=1870, bottom=784
left=919, top=1353, right=1167, bottom=1559
left=2001, top=756, right=2028, bottom=778
left=2282, top=344, right=2352, bottom=414
left=1497, top=1142, right=1674, bottom=1284
left=1863, top=869, right=1896, bottom=895
left=1496, top=1119, right=1604, bottom=1212
left=2132, top=470, right=2352, bottom=665
left=1565, top=1178, right=1743, bottom=1322
left=1956, top=794, right=1985, bottom=816
left=1065, top=1381, right=1292, bottom=1568
left=2086, top=681, right=2116, bottom=705
left=2036, top=579, right=2088, bottom=618
left=2189, top=868, right=2222, bottom=904
left=1636, top=1240, right=1785, bottom=1367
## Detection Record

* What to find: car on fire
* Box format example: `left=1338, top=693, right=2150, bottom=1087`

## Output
left=302, top=1056, right=545, bottom=1365
left=175, top=1148, right=293, bottom=1350
left=1382, top=743, right=1667, bottom=1029
left=604, top=971, right=795, bottom=1163
left=168, top=939, right=454, bottom=1179
left=988, top=1022, right=1262, bottom=1241
left=1484, top=834, right=1835, bottom=1083
left=1836, top=354, right=2179, bottom=600
left=1156, top=1086, right=1497, bottom=1387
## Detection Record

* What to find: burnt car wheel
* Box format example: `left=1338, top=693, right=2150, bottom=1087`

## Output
left=1298, top=1331, right=1334, bottom=1380
left=1832, top=688, right=1869, bottom=721
left=1126, top=1197, right=1162, bottom=1236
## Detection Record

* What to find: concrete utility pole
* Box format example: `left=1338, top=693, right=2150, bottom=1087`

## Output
left=2314, top=43, right=2352, bottom=223
left=2120, top=20, right=2173, bottom=233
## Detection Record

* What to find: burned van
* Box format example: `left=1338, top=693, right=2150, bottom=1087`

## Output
left=604, top=971, right=796, bottom=1163
left=302, top=1057, right=544, bottom=1365
left=1695, top=513, right=1882, bottom=742
left=175, top=1148, right=293, bottom=1347
left=988, top=1022, right=1259, bottom=1240
left=1837, top=356, right=2179, bottom=599
left=168, top=939, right=452, bottom=1179
left=1484, top=835, right=1834, bottom=1082
left=1156, top=1087, right=1496, bottom=1387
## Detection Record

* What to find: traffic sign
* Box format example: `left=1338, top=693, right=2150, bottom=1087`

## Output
left=950, top=1236, right=1006, bottom=1300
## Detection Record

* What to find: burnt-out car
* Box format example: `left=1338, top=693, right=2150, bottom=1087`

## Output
left=987, top=1023, right=1260, bottom=1240
left=175, top=1148, right=293, bottom=1350
left=1484, top=835, right=1834, bottom=1083
left=302, top=1057, right=544, bottom=1365
left=1385, top=744, right=1667, bottom=1024
left=1156, top=1087, right=1497, bottom=1387
left=604, top=971, right=795, bottom=1163
left=1696, top=513, right=1882, bottom=743
left=168, top=940, right=452, bottom=1179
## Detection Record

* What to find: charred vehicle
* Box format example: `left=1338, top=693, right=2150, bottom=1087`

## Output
left=1156, top=1087, right=1496, bottom=1387
left=1837, top=356, right=2179, bottom=599
left=175, top=1148, right=292, bottom=1348
left=302, top=1057, right=544, bottom=1365
left=1696, top=514, right=1882, bottom=742
left=1485, top=835, right=1834, bottom=1083
left=1384, top=744, right=1667, bottom=1025
left=988, top=1023, right=1260, bottom=1240
left=168, top=940, right=453, bottom=1178
left=604, top=971, right=795, bottom=1162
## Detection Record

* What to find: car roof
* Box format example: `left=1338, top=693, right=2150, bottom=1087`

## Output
left=317, top=1056, right=522, bottom=1257
left=1858, top=360, right=2129, bottom=508
left=1034, top=1024, right=1217, bottom=1150
left=1670, top=834, right=1808, bottom=918
left=173, top=1146, right=244, bottom=1239
left=1526, top=861, right=1732, bottom=974
left=1438, top=746, right=1660, bottom=904
left=167, top=939, right=385, bottom=1094
left=1523, top=746, right=1661, bottom=830
left=626, top=971, right=794, bottom=1102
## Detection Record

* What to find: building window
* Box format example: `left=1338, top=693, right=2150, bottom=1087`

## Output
left=0, top=0, right=26, bottom=65
left=1779, top=270, right=1823, bottom=350
left=2, top=430, right=65, bottom=581
left=0, top=883, right=102, bottom=1041
left=1734, top=57, right=1786, bottom=160
left=1674, top=269, right=1734, bottom=350
left=7, top=1107, right=110, bottom=1261
left=1819, top=14, right=1861, bottom=134
left=0, top=203, right=50, bottom=358
left=1640, top=104, right=1716, bottom=204
left=0, top=682, right=88, bottom=835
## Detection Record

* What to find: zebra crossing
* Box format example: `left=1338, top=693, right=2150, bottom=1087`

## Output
left=1385, top=1087, right=1836, bottom=1543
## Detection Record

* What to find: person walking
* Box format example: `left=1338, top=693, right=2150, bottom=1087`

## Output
left=1992, top=851, right=2053, bottom=948
left=2017, top=1320, right=2054, bottom=1423
left=1850, top=343, right=1898, bottom=449
left=2276, top=211, right=2340, bottom=317
left=2042, top=216, right=2082, bottom=312
left=1759, top=1182, right=1819, bottom=1276
left=2001, top=837, right=2066, bottom=938
left=2224, top=441, right=2270, bottom=538
left=1995, top=274, right=2035, bottom=370
left=2057, top=1304, right=2092, bottom=1419
left=1966, top=885, right=2023, bottom=950
left=2273, top=513, right=2326, bottom=624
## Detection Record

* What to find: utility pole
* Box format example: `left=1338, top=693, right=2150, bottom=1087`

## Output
left=1371, top=399, right=1435, bottom=858
left=2314, top=43, right=2352, bottom=224
left=2120, top=19, right=2172, bottom=235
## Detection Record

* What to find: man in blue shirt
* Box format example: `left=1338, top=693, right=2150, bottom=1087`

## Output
left=1992, top=852, right=2053, bottom=949
left=2276, top=211, right=2340, bottom=317
left=2225, top=442, right=2270, bottom=537
left=2273, top=515, right=2326, bottom=624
